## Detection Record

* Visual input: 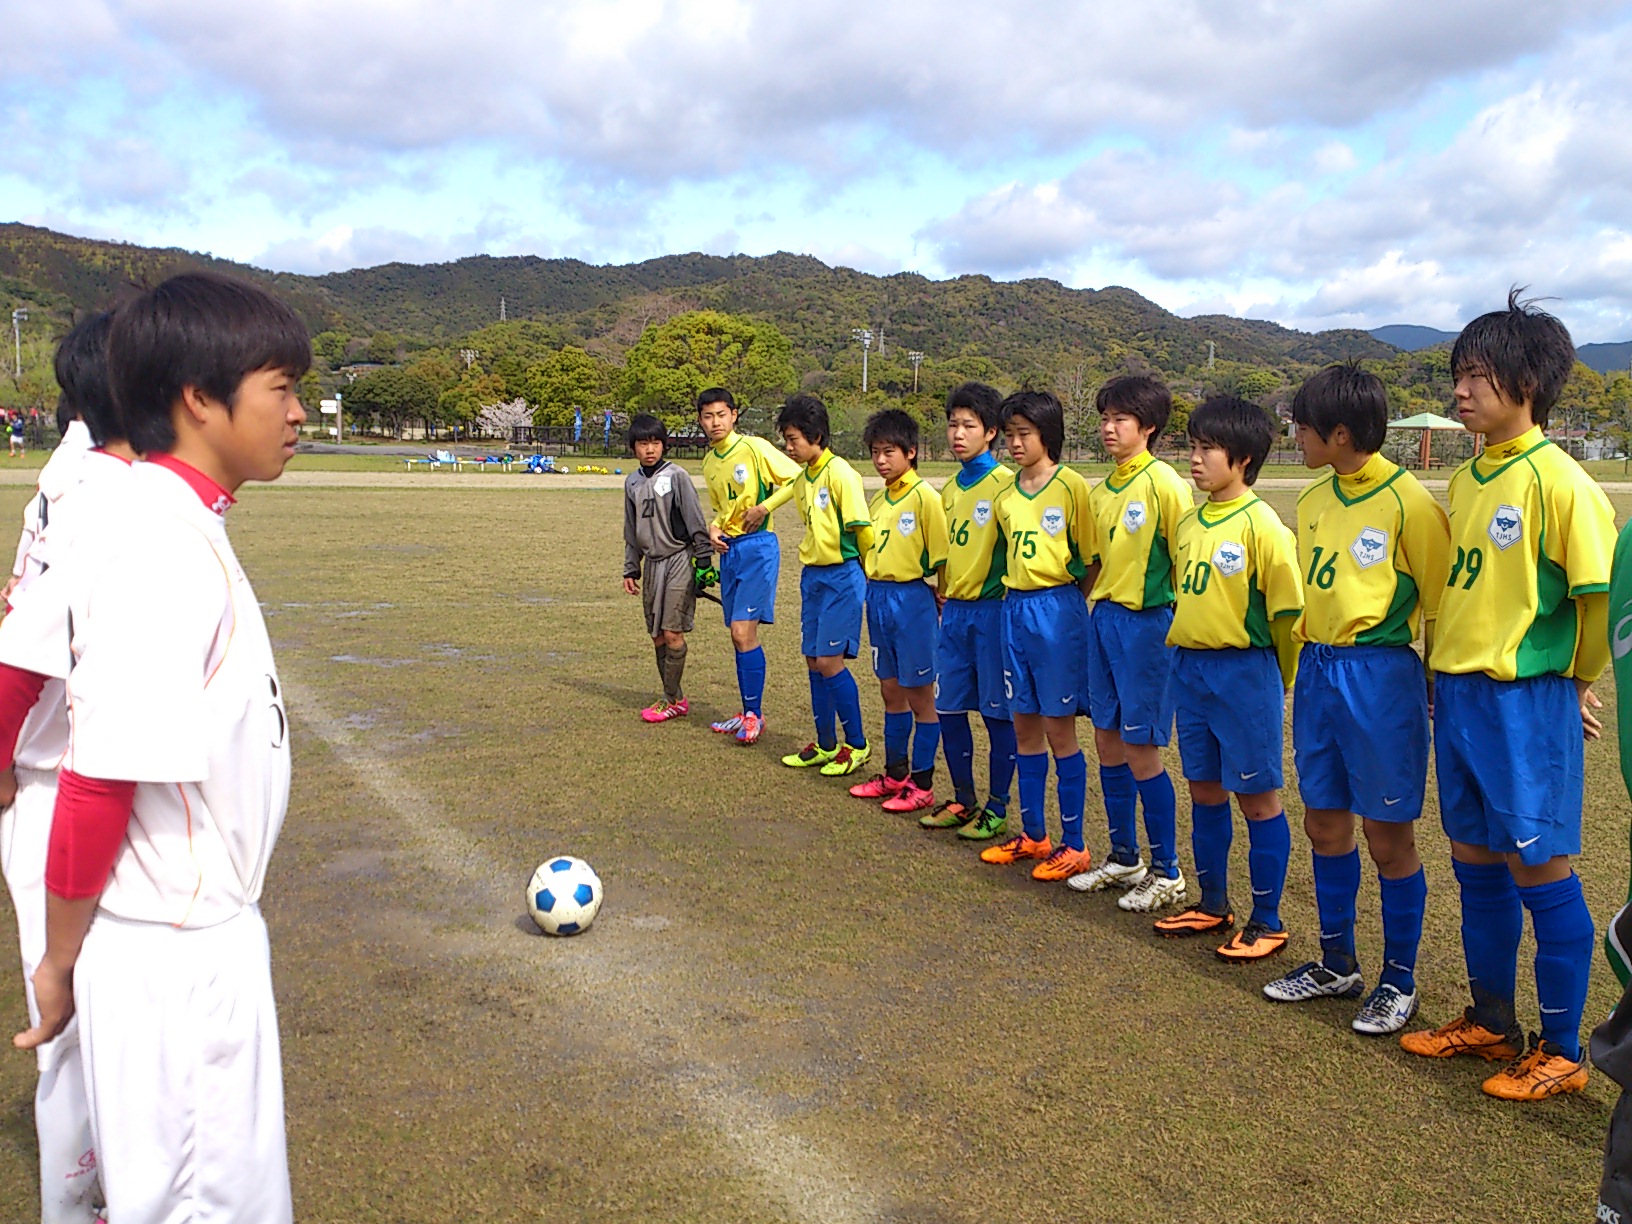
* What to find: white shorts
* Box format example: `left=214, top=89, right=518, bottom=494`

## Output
left=78, top=906, right=292, bottom=1224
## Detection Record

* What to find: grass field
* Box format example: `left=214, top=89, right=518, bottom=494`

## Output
left=0, top=482, right=1629, bottom=1222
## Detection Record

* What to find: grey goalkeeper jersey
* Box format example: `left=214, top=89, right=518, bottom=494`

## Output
left=624, top=460, right=712, bottom=578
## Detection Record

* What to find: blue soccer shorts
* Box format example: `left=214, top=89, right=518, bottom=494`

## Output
left=866, top=579, right=938, bottom=687
left=1085, top=600, right=1176, bottom=745
left=1434, top=670, right=1583, bottom=866
left=719, top=530, right=779, bottom=625
left=1294, top=644, right=1427, bottom=822
left=800, top=559, right=865, bottom=659
left=1002, top=585, right=1090, bottom=717
left=936, top=598, right=1009, bottom=719
left=1173, top=646, right=1284, bottom=792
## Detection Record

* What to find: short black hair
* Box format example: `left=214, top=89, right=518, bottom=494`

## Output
left=108, top=272, right=311, bottom=455
left=1290, top=363, right=1387, bottom=453
left=1451, top=287, right=1576, bottom=427
left=696, top=387, right=736, bottom=413
left=1000, top=390, right=1065, bottom=462
left=945, top=381, right=1003, bottom=433
left=1095, top=374, right=1171, bottom=438
left=862, top=408, right=920, bottom=467
left=55, top=398, right=73, bottom=438
left=1188, top=395, right=1275, bottom=486
left=776, top=393, right=830, bottom=448
left=54, top=311, right=123, bottom=446
left=627, top=413, right=667, bottom=449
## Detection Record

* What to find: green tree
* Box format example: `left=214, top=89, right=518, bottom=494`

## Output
left=439, top=371, right=509, bottom=425
left=621, top=310, right=796, bottom=420
left=345, top=367, right=439, bottom=439
left=367, top=332, right=399, bottom=365
left=524, top=346, right=617, bottom=427
left=311, top=330, right=351, bottom=371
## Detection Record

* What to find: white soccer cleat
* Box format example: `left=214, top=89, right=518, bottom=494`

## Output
left=1065, top=858, right=1148, bottom=893
left=1261, top=961, right=1364, bottom=1003
left=1351, top=984, right=1419, bottom=1035
left=1117, top=871, right=1187, bottom=912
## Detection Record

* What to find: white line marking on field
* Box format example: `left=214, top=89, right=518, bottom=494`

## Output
left=287, top=679, right=883, bottom=1224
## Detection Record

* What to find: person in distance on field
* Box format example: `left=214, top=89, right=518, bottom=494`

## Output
left=777, top=394, right=874, bottom=778
left=622, top=413, right=715, bottom=722
left=1068, top=374, right=1192, bottom=912
left=917, top=382, right=1017, bottom=842
left=1260, top=363, right=1449, bottom=1035
left=977, top=391, right=1096, bottom=883
left=697, top=387, right=801, bottom=746
left=1398, top=291, right=1614, bottom=1101
left=1152, top=397, right=1303, bottom=962
left=846, top=409, right=949, bottom=814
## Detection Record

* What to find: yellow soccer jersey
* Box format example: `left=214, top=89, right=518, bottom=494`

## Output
left=993, top=465, right=1093, bottom=591
left=1168, top=493, right=1303, bottom=651
left=1293, top=453, right=1451, bottom=647
left=941, top=463, right=1014, bottom=600
left=1088, top=451, right=1193, bottom=610
left=703, top=432, right=801, bottom=537
left=865, top=470, right=949, bottom=582
left=795, top=450, right=871, bottom=566
left=1430, top=426, right=1616, bottom=681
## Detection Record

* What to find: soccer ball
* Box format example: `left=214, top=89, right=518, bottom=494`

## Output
left=526, top=856, right=603, bottom=936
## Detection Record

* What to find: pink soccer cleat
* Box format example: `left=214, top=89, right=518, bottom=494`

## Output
left=641, top=698, right=689, bottom=723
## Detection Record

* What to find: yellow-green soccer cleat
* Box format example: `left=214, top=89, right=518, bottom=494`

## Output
left=782, top=742, right=840, bottom=768
left=819, top=742, right=872, bottom=777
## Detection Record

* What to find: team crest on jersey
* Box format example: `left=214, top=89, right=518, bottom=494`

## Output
left=1122, top=500, right=1147, bottom=533
left=897, top=511, right=917, bottom=537
left=973, top=499, right=992, bottom=527
left=653, top=475, right=671, bottom=497
left=733, top=462, right=749, bottom=485
left=1212, top=540, right=1246, bottom=577
left=1040, top=506, right=1066, bottom=537
left=1488, top=504, right=1523, bottom=550
left=1350, top=526, right=1388, bottom=569
left=816, top=487, right=831, bottom=511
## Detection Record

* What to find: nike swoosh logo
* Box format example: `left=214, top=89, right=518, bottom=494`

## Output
left=1252, top=888, right=1273, bottom=897
left=1541, top=1006, right=1569, bottom=1014
left=1382, top=797, right=1402, bottom=806
left=1061, top=696, right=1074, bottom=705
left=1123, top=724, right=1146, bottom=733
left=828, top=640, right=842, bottom=647
left=1239, top=770, right=1259, bottom=781
left=744, top=606, right=758, bottom=615
left=917, top=667, right=932, bottom=675
left=1516, top=835, right=1542, bottom=849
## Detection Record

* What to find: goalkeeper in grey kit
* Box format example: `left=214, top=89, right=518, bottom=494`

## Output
left=623, top=413, right=717, bottom=722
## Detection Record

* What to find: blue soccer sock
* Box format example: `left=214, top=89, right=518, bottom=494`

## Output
left=1246, top=811, right=1291, bottom=931
left=808, top=669, right=836, bottom=751
left=910, top=718, right=940, bottom=788
left=1192, top=800, right=1234, bottom=914
left=1379, top=867, right=1427, bottom=994
left=736, top=646, right=766, bottom=717
left=1135, top=770, right=1178, bottom=879
left=1100, top=762, right=1139, bottom=866
left=983, top=715, right=1016, bottom=815
left=1016, top=752, right=1049, bottom=841
left=939, top=712, right=978, bottom=809
left=827, top=669, right=867, bottom=749
left=1521, top=873, right=1595, bottom=1061
left=1451, top=858, right=1522, bottom=1034
left=1312, top=848, right=1362, bottom=975
left=883, top=710, right=912, bottom=777
left=1056, top=750, right=1088, bottom=852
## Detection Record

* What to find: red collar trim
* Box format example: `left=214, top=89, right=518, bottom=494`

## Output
left=89, top=448, right=133, bottom=466
left=147, top=454, right=235, bottom=515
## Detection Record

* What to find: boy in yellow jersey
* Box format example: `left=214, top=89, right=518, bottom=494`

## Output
left=1153, top=396, right=1302, bottom=961
left=1068, top=374, right=1193, bottom=912
left=978, top=391, right=1095, bottom=882
left=848, top=410, right=950, bottom=812
left=1261, top=364, right=1450, bottom=1035
left=1400, top=293, right=1615, bottom=1101
left=776, top=394, right=874, bottom=777
left=698, top=387, right=802, bottom=746
left=918, top=382, right=1017, bottom=842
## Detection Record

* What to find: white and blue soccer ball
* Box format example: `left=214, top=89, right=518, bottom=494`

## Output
left=526, top=856, right=603, bottom=936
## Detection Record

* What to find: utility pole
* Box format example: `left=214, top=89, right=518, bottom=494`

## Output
left=851, top=327, right=873, bottom=394
left=11, top=308, right=26, bottom=377
left=1207, top=341, right=1215, bottom=371
left=500, top=296, right=507, bottom=322
left=908, top=350, right=924, bottom=393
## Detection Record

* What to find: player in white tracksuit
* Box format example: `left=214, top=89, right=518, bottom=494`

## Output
left=15, top=272, right=310, bottom=1224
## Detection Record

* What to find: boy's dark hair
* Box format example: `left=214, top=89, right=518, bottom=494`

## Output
left=1188, top=395, right=1276, bottom=486
left=696, top=387, right=736, bottom=413
left=1450, top=287, right=1576, bottom=427
left=1095, top=374, right=1171, bottom=439
left=1290, top=362, right=1387, bottom=453
left=627, top=413, right=667, bottom=450
left=108, top=272, right=311, bottom=455
left=945, top=381, right=1003, bottom=433
left=1000, top=390, right=1065, bottom=462
left=776, top=393, right=830, bottom=448
left=54, top=311, right=123, bottom=446
left=55, top=398, right=73, bottom=438
left=862, top=408, right=920, bottom=467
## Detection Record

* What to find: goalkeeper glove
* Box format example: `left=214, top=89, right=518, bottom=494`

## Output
left=692, top=558, right=719, bottom=592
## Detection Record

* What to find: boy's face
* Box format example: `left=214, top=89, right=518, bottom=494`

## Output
left=1189, top=439, right=1246, bottom=496
left=633, top=437, right=665, bottom=466
left=781, top=426, right=823, bottom=465
left=870, top=441, right=914, bottom=484
left=1295, top=422, right=1340, bottom=470
left=698, top=401, right=736, bottom=443
left=201, top=366, right=307, bottom=488
left=1100, top=409, right=1153, bottom=463
left=1454, top=368, right=1532, bottom=441
left=1004, top=416, right=1049, bottom=469
left=946, top=408, right=995, bottom=462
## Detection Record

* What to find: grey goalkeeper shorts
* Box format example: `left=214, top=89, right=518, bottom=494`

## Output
left=643, top=552, right=697, bottom=636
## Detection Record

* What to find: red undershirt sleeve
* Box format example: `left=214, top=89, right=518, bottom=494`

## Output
left=45, top=769, right=135, bottom=900
left=0, top=660, right=46, bottom=771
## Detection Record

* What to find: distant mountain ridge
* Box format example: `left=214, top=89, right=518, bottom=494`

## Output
left=1369, top=322, right=1632, bottom=377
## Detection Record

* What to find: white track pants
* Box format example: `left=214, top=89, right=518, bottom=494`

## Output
left=77, top=906, right=292, bottom=1224
left=1, top=768, right=99, bottom=1223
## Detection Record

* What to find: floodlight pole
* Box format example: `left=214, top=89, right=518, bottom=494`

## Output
left=851, top=327, right=873, bottom=393
left=908, top=350, right=924, bottom=393
left=11, top=309, right=26, bottom=378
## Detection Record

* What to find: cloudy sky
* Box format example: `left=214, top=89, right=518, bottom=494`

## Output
left=4, top=1, right=1632, bottom=339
